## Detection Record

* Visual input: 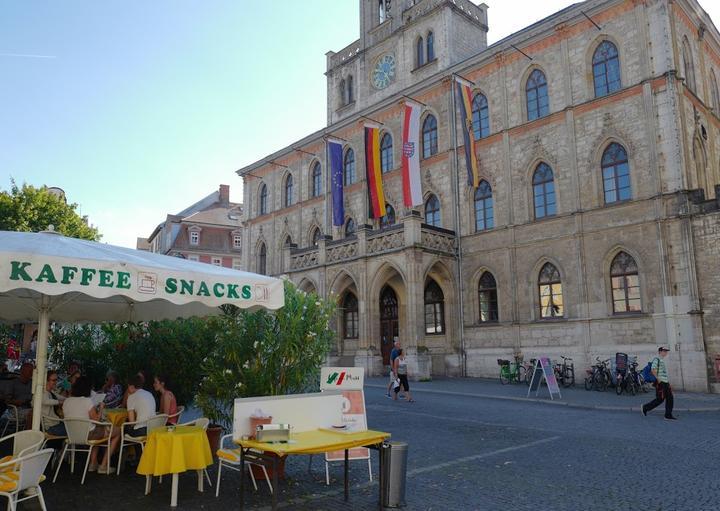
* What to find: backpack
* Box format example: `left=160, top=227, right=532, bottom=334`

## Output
left=641, top=358, right=659, bottom=383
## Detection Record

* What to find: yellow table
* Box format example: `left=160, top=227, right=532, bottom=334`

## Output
left=137, top=426, right=213, bottom=508
left=103, top=408, right=128, bottom=428
left=236, top=429, right=390, bottom=510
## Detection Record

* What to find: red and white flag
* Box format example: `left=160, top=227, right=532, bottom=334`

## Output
left=402, top=100, right=423, bottom=207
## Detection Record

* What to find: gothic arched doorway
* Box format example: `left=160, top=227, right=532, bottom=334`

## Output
left=380, top=285, right=399, bottom=365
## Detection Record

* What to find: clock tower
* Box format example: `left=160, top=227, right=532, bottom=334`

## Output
left=325, top=0, right=488, bottom=124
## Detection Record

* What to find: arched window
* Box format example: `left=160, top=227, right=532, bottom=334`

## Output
left=284, top=235, right=292, bottom=247
left=682, top=37, right=696, bottom=92
left=424, top=194, right=440, bottom=227
left=284, top=174, right=294, bottom=207
left=424, top=279, right=445, bottom=334
left=259, top=183, right=268, bottom=216
left=471, top=93, right=489, bottom=140
left=592, top=40, right=621, bottom=97
left=422, top=114, right=438, bottom=159
left=311, top=227, right=321, bottom=247
left=378, top=0, right=388, bottom=23
left=611, top=251, right=641, bottom=313
left=343, top=150, right=355, bottom=186
left=532, top=163, right=556, bottom=219
left=258, top=243, right=267, bottom=275
left=602, top=143, right=631, bottom=203
left=380, top=203, right=395, bottom=229
left=347, top=75, right=354, bottom=103
left=345, top=218, right=356, bottom=237
left=339, top=79, right=346, bottom=106
left=343, top=293, right=359, bottom=339
left=474, top=180, right=494, bottom=231
left=380, top=133, right=393, bottom=172
left=538, top=262, right=563, bottom=318
left=311, top=162, right=322, bottom=197
left=526, top=69, right=549, bottom=121
left=416, top=37, right=425, bottom=68
left=478, top=271, right=498, bottom=323
left=427, top=31, right=435, bottom=61
left=711, top=70, right=719, bottom=110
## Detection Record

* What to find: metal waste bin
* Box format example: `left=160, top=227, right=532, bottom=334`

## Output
left=381, top=441, right=408, bottom=508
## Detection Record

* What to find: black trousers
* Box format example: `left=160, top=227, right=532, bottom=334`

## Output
left=643, top=382, right=674, bottom=418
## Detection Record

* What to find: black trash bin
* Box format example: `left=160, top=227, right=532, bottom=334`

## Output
left=381, top=441, right=408, bottom=508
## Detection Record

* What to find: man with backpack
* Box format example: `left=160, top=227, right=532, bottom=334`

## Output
left=641, top=347, right=677, bottom=421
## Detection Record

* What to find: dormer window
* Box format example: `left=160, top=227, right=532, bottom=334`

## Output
left=189, top=230, right=199, bottom=245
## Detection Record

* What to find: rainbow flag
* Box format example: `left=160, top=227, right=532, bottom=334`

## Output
left=364, top=123, right=386, bottom=218
left=456, top=79, right=480, bottom=188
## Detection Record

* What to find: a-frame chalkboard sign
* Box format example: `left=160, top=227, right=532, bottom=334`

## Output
left=526, top=357, right=562, bottom=400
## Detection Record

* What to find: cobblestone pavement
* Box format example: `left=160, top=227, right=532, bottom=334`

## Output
left=38, top=383, right=720, bottom=510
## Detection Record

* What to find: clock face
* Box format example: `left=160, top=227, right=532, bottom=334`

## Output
left=372, top=54, right=396, bottom=90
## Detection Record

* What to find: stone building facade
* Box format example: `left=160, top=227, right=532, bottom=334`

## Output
left=237, top=0, right=720, bottom=392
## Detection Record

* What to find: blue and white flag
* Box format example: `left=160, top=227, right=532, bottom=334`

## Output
left=328, top=138, right=344, bottom=226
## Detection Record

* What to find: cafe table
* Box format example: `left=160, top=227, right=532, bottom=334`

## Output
left=137, top=425, right=213, bottom=507
left=103, top=408, right=128, bottom=428
left=236, top=428, right=390, bottom=510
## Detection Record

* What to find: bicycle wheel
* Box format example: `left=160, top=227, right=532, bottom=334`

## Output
left=595, top=371, right=608, bottom=392
left=615, top=376, right=623, bottom=395
left=563, top=366, right=575, bottom=388
left=500, top=367, right=510, bottom=385
left=629, top=379, right=638, bottom=396
left=584, top=374, right=593, bottom=391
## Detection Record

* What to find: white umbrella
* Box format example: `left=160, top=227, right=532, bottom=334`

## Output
left=0, top=230, right=285, bottom=430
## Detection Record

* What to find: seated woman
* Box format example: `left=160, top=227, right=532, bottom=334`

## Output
left=101, top=371, right=123, bottom=409
left=63, top=376, right=120, bottom=474
left=42, top=370, right=66, bottom=435
left=58, top=368, right=81, bottom=398
left=153, top=374, right=178, bottom=424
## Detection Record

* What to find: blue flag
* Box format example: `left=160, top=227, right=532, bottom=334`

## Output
left=328, top=139, right=344, bottom=226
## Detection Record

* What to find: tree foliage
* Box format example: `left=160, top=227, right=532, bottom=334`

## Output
left=0, top=180, right=100, bottom=240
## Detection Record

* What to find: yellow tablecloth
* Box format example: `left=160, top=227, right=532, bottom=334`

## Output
left=104, top=408, right=128, bottom=428
left=136, top=426, right=213, bottom=476
left=236, top=429, right=390, bottom=457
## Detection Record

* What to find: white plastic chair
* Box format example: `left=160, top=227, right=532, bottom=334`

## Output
left=116, top=414, right=167, bottom=476
left=324, top=453, right=372, bottom=485
left=52, top=418, right=113, bottom=485
left=0, top=430, right=45, bottom=461
left=166, top=405, right=185, bottom=424
left=215, top=434, right=272, bottom=497
left=0, top=448, right=53, bottom=511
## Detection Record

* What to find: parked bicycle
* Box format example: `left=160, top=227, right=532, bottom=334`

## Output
left=584, top=357, right=612, bottom=391
left=498, top=354, right=526, bottom=385
left=553, top=356, right=575, bottom=388
left=524, top=358, right=537, bottom=386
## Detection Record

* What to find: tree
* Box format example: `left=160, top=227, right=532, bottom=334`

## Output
left=0, top=180, right=100, bottom=240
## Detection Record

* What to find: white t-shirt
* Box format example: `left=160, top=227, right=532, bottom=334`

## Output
left=127, top=388, right=156, bottom=430
left=63, top=396, right=95, bottom=431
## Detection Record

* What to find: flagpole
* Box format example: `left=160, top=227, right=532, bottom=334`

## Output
left=449, top=77, right=467, bottom=378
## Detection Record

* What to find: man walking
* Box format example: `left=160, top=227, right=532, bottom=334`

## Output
left=386, top=338, right=401, bottom=398
left=641, top=347, right=677, bottom=421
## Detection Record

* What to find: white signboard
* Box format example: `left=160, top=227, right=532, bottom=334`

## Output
left=320, top=367, right=369, bottom=462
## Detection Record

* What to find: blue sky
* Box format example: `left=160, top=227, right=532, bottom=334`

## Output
left=2, top=1, right=719, bottom=248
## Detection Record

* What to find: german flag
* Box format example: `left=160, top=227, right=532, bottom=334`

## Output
left=365, top=123, right=386, bottom=218
left=456, top=79, right=480, bottom=188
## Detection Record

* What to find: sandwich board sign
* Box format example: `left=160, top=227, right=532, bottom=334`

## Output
left=526, top=357, right=562, bottom=400
left=320, top=367, right=370, bottom=464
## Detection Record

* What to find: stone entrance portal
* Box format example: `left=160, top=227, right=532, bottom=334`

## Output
left=379, top=285, right=399, bottom=366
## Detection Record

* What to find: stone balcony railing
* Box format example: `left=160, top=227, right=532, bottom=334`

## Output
left=327, top=39, right=362, bottom=71
left=286, top=211, right=457, bottom=272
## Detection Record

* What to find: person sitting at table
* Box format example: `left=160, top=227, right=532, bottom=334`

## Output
left=42, top=370, right=66, bottom=436
left=63, top=376, right=120, bottom=474
left=126, top=374, right=157, bottom=437
left=153, top=374, right=178, bottom=424
left=4, top=362, right=34, bottom=428
left=101, top=371, right=123, bottom=409
left=121, top=369, right=151, bottom=408
left=58, top=362, right=81, bottom=397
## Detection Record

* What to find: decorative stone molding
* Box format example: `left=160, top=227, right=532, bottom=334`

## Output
left=290, top=249, right=319, bottom=270
left=420, top=228, right=456, bottom=254
left=367, top=229, right=404, bottom=254
left=326, top=239, right=359, bottom=263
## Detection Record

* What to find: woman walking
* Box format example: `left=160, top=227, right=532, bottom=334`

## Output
left=392, top=349, right=415, bottom=402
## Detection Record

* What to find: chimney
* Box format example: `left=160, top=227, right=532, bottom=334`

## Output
left=219, top=184, right=230, bottom=205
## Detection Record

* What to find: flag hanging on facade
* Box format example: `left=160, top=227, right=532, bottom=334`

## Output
left=402, top=100, right=423, bottom=207
left=455, top=79, right=480, bottom=188
left=364, top=123, right=386, bottom=218
left=328, top=138, right=344, bottom=226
